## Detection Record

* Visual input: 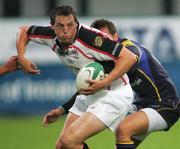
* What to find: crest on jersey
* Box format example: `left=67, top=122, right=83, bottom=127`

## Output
left=94, top=35, right=103, bottom=47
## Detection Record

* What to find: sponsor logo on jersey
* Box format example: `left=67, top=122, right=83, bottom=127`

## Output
left=66, top=50, right=79, bottom=60
left=94, top=35, right=103, bottom=47
left=57, top=48, right=66, bottom=56
left=131, top=78, right=142, bottom=87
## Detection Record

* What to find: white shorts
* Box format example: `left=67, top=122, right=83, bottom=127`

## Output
left=141, top=108, right=168, bottom=133
left=69, top=83, right=134, bottom=131
left=132, top=108, right=168, bottom=141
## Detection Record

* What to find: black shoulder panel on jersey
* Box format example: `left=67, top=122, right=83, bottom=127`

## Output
left=27, top=26, right=56, bottom=38
left=95, top=60, right=115, bottom=74
left=78, top=26, right=123, bottom=58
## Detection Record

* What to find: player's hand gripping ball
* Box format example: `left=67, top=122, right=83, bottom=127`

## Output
left=76, top=62, right=105, bottom=90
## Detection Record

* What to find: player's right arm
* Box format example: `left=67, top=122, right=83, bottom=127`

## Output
left=16, top=26, right=40, bottom=74
left=42, top=108, right=65, bottom=127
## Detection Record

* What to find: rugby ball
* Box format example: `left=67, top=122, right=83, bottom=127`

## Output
left=76, top=62, right=105, bottom=90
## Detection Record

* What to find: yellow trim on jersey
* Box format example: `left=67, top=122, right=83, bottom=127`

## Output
left=122, top=40, right=141, bottom=64
left=136, top=55, right=140, bottom=63
left=157, top=107, right=174, bottom=112
left=137, top=68, right=161, bottom=101
left=122, top=40, right=134, bottom=46
left=116, top=141, right=134, bottom=144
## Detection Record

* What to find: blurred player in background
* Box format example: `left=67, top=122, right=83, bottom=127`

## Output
left=0, top=56, right=19, bottom=76
left=16, top=5, right=138, bottom=149
left=43, top=19, right=180, bottom=149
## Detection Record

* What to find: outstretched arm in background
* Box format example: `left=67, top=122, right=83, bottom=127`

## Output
left=0, top=55, right=20, bottom=76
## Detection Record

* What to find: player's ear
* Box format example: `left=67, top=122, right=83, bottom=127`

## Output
left=113, top=32, right=119, bottom=41
left=51, top=24, right=55, bottom=30
left=75, top=22, right=78, bottom=27
left=50, top=21, right=55, bottom=29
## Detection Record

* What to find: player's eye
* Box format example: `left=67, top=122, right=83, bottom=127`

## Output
left=68, top=23, right=74, bottom=27
left=56, top=23, right=64, bottom=29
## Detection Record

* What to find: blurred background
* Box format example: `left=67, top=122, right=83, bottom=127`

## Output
left=0, top=0, right=180, bottom=149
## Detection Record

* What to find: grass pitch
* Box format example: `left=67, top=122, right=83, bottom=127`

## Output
left=0, top=116, right=180, bottom=149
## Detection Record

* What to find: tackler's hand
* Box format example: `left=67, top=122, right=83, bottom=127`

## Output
left=4, top=55, right=20, bottom=72
left=42, top=108, right=65, bottom=127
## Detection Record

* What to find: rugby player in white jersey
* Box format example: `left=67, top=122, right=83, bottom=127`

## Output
left=16, top=5, right=138, bottom=149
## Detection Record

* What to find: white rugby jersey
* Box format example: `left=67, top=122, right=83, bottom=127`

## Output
left=27, top=23, right=129, bottom=87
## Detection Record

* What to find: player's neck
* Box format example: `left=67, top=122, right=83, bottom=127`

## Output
left=62, top=43, right=73, bottom=50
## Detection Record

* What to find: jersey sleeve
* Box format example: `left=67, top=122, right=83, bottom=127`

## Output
left=27, top=25, right=55, bottom=46
left=78, top=26, right=123, bottom=61
left=61, top=92, right=79, bottom=113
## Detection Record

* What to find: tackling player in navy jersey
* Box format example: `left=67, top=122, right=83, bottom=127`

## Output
left=92, top=19, right=179, bottom=148
left=16, top=5, right=138, bottom=149
left=43, top=19, right=180, bottom=149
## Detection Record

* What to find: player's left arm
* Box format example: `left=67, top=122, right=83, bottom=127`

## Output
left=79, top=31, right=138, bottom=94
left=99, top=46, right=137, bottom=86
left=80, top=46, right=137, bottom=95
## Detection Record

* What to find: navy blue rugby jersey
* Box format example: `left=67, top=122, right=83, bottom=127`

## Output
left=120, top=39, right=179, bottom=103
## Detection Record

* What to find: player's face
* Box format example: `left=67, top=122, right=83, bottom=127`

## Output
left=52, top=15, right=78, bottom=44
left=99, top=27, right=119, bottom=41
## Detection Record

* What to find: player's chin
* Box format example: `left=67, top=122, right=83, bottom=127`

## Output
left=61, top=38, right=72, bottom=44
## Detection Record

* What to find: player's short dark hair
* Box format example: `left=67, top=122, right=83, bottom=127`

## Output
left=50, top=5, right=77, bottom=25
left=91, top=19, right=117, bottom=36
